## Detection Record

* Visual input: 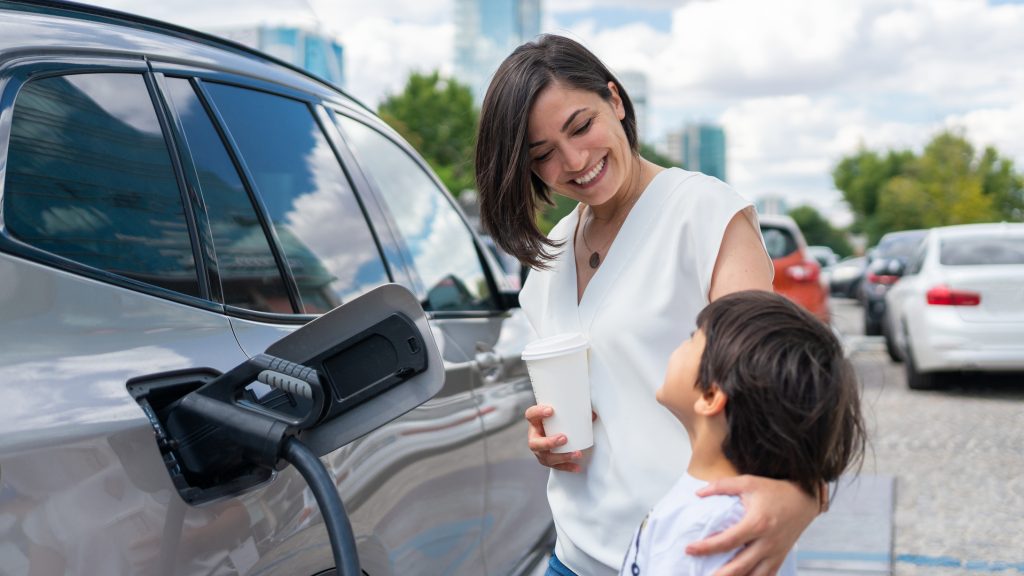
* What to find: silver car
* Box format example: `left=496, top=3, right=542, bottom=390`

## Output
left=0, top=1, right=551, bottom=574
left=884, top=223, right=1024, bottom=389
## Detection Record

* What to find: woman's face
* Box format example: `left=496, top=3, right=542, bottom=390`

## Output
left=526, top=80, right=632, bottom=207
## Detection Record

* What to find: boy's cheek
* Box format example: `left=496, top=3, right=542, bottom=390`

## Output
left=655, top=382, right=667, bottom=406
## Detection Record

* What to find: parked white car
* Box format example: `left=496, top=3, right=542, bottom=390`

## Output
left=885, top=223, right=1024, bottom=389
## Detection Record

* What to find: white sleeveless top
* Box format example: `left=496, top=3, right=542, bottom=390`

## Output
left=518, top=168, right=769, bottom=575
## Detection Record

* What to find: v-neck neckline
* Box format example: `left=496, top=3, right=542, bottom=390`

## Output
left=562, top=168, right=678, bottom=328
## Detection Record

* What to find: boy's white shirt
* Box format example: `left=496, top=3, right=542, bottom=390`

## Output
left=619, top=473, right=798, bottom=576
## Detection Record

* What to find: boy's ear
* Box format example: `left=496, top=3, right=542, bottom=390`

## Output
left=694, top=385, right=728, bottom=417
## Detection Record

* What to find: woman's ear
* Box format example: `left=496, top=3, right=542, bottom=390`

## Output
left=607, top=81, right=626, bottom=120
left=694, top=385, right=728, bottom=417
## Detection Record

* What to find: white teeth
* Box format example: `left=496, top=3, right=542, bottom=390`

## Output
left=574, top=158, right=605, bottom=185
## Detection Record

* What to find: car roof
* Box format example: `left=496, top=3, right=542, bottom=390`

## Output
left=0, top=0, right=368, bottom=112
left=930, top=222, right=1024, bottom=238
left=757, top=213, right=799, bottom=229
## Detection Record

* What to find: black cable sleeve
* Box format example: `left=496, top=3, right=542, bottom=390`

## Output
left=281, top=436, right=360, bottom=576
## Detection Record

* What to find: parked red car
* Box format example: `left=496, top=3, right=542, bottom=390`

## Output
left=759, top=214, right=830, bottom=322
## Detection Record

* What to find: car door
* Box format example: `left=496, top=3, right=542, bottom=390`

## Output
left=155, top=69, right=491, bottom=575
left=0, top=62, right=256, bottom=575
left=332, top=113, right=553, bottom=575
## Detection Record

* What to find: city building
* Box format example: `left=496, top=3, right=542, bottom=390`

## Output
left=666, top=123, right=727, bottom=182
left=617, top=71, right=648, bottom=139
left=217, top=26, right=345, bottom=89
left=455, top=0, right=542, bottom=103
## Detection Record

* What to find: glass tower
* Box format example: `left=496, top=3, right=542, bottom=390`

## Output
left=455, top=0, right=542, bottom=103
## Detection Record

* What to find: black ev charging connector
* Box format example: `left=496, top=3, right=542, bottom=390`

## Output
left=128, top=284, right=446, bottom=576
left=163, top=353, right=358, bottom=575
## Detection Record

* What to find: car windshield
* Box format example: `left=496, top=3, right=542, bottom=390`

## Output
left=761, top=226, right=798, bottom=259
left=940, top=235, right=1024, bottom=266
left=876, top=232, right=926, bottom=258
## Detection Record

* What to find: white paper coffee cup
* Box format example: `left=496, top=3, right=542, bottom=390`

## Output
left=521, top=332, right=593, bottom=453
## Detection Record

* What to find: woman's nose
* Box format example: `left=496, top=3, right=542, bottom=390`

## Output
left=562, top=147, right=588, bottom=173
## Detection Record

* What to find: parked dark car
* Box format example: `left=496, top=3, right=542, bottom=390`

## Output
left=860, top=229, right=927, bottom=335
left=0, top=2, right=551, bottom=574
left=826, top=255, right=867, bottom=299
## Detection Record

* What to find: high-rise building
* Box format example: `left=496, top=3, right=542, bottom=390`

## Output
left=217, top=26, right=345, bottom=89
left=455, top=0, right=542, bottom=103
left=666, top=123, right=727, bottom=181
left=617, top=71, right=648, bottom=139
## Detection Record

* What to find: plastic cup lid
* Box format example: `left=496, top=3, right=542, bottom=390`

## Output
left=521, top=332, right=590, bottom=361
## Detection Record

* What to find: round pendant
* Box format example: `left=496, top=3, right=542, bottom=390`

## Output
left=589, top=252, right=601, bottom=269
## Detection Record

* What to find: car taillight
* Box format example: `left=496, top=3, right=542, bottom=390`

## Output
left=784, top=261, right=820, bottom=282
left=926, top=285, right=981, bottom=306
left=867, top=272, right=900, bottom=285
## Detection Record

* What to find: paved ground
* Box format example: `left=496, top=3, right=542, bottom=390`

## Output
left=831, top=298, right=1024, bottom=576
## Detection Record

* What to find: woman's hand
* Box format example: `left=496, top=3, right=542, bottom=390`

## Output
left=524, top=404, right=586, bottom=473
left=685, top=475, right=817, bottom=576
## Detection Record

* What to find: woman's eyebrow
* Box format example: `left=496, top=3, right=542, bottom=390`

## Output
left=528, top=107, right=589, bottom=148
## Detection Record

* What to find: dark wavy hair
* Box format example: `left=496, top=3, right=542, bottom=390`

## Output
left=696, top=291, right=867, bottom=500
left=475, top=34, right=639, bottom=269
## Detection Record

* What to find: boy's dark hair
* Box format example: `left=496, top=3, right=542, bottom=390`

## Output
left=696, top=290, right=866, bottom=499
left=475, top=34, right=639, bottom=270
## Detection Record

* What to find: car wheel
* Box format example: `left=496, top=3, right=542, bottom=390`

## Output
left=864, top=311, right=882, bottom=336
left=903, top=327, right=935, bottom=390
left=883, top=321, right=902, bottom=363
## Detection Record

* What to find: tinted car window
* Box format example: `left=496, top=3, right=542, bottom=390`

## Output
left=760, top=226, right=798, bottom=259
left=163, top=77, right=293, bottom=313
left=876, top=232, right=925, bottom=258
left=203, top=82, right=388, bottom=314
left=336, top=116, right=493, bottom=312
left=4, top=73, right=200, bottom=296
left=941, top=236, right=1024, bottom=266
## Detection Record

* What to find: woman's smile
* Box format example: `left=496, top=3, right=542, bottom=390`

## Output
left=571, top=156, right=607, bottom=188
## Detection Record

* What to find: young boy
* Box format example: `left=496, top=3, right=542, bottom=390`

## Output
left=620, top=290, right=866, bottom=575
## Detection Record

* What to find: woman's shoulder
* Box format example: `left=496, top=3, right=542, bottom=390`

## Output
left=656, top=168, right=746, bottom=207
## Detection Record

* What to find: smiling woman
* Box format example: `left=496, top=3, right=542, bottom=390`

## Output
left=475, top=34, right=819, bottom=576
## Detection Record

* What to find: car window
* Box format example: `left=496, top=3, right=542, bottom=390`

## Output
left=877, top=233, right=925, bottom=258
left=905, top=242, right=928, bottom=275
left=336, top=115, right=493, bottom=312
left=759, top=225, right=799, bottom=259
left=163, top=77, right=293, bottom=313
left=202, top=82, right=389, bottom=314
left=940, top=235, right=1024, bottom=266
left=4, top=73, right=200, bottom=297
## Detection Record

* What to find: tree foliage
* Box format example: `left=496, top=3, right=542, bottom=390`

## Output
left=788, top=205, right=853, bottom=257
left=832, top=130, right=1023, bottom=245
left=378, top=71, right=478, bottom=196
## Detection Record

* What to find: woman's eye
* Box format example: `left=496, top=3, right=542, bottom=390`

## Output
left=534, top=151, right=552, bottom=163
left=573, top=119, right=593, bottom=136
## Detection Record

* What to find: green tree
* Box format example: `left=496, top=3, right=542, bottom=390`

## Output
left=833, top=130, right=1022, bottom=245
left=378, top=71, right=478, bottom=196
left=788, top=205, right=853, bottom=257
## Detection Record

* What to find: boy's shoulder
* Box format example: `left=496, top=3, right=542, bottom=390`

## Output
left=648, top=475, right=745, bottom=549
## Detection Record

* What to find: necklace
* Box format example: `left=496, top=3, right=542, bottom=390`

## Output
left=580, top=183, right=643, bottom=269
